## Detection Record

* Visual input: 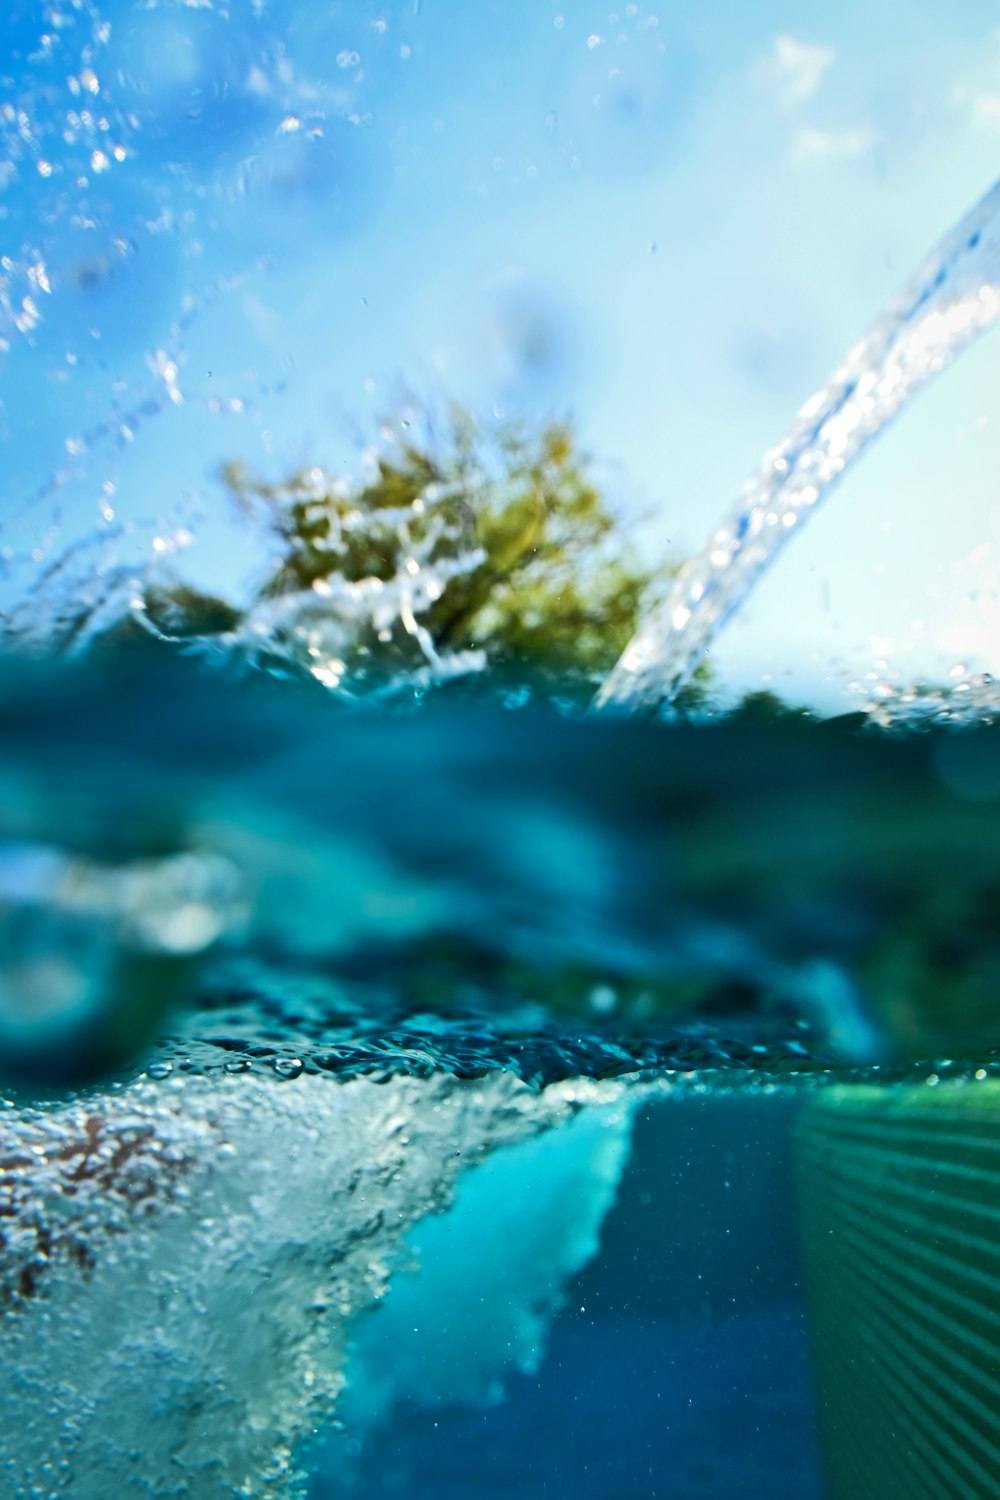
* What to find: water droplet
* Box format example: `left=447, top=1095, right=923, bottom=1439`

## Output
left=272, top=1057, right=303, bottom=1080
left=146, top=1061, right=172, bottom=1080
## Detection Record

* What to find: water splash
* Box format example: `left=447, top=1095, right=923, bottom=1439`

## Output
left=0, top=457, right=490, bottom=697
left=181, top=477, right=488, bottom=698
left=0, top=0, right=381, bottom=599
left=849, top=663, right=1000, bottom=732
left=594, top=180, right=1000, bottom=718
left=0, top=1063, right=632, bottom=1499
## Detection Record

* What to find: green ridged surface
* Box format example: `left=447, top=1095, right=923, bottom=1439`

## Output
left=796, top=1082, right=1000, bottom=1500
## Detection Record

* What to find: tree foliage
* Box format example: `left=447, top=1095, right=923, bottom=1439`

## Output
left=728, top=689, right=814, bottom=723
left=216, top=405, right=670, bottom=686
left=90, top=402, right=716, bottom=707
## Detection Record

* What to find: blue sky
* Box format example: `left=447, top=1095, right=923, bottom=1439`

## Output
left=2, top=0, right=1000, bottom=706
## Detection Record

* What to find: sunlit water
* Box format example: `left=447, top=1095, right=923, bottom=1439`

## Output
left=4, top=6, right=1000, bottom=1500
left=595, top=179, right=1000, bottom=718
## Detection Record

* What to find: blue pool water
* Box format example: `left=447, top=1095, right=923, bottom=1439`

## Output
left=5, top=4, right=1000, bottom=1495
left=311, top=1094, right=822, bottom=1500
left=3, top=655, right=1000, bottom=1498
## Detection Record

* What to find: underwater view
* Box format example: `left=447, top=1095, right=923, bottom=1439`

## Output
left=3, top=3, right=1000, bottom=1498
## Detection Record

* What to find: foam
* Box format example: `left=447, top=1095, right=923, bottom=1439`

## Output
left=0, top=1065, right=631, bottom=1498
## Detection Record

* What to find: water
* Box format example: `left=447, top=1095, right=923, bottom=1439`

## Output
left=5, top=6, right=1000, bottom=1500
left=595, top=179, right=1000, bottom=718
left=4, top=655, right=1000, bottom=1498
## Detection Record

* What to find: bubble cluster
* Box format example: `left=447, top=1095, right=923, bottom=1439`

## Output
left=0, top=1061, right=625, bottom=1499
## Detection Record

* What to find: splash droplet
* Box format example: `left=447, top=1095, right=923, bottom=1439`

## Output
left=272, top=1057, right=304, bottom=1080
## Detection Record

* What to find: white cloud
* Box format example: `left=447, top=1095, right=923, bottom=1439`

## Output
left=756, top=33, right=836, bottom=106
left=791, top=124, right=879, bottom=165
left=972, top=93, right=1000, bottom=128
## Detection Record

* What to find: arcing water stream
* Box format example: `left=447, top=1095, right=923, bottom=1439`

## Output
left=595, top=178, right=1000, bottom=718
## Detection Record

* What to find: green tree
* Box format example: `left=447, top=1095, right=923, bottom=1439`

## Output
left=728, top=689, right=814, bottom=723
left=214, top=406, right=680, bottom=691
left=115, top=403, right=709, bottom=702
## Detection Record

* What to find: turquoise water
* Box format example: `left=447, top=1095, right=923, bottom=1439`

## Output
left=310, top=1094, right=821, bottom=1500
left=5, top=4, right=1000, bottom=1494
left=3, top=653, right=1000, bottom=1496
left=7, top=649, right=1000, bottom=1089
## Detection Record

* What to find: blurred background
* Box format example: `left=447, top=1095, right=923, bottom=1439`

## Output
left=2, top=0, right=1000, bottom=709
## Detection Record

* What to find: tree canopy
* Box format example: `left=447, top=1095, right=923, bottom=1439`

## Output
left=83, top=401, right=719, bottom=707
left=217, top=407, right=658, bottom=686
